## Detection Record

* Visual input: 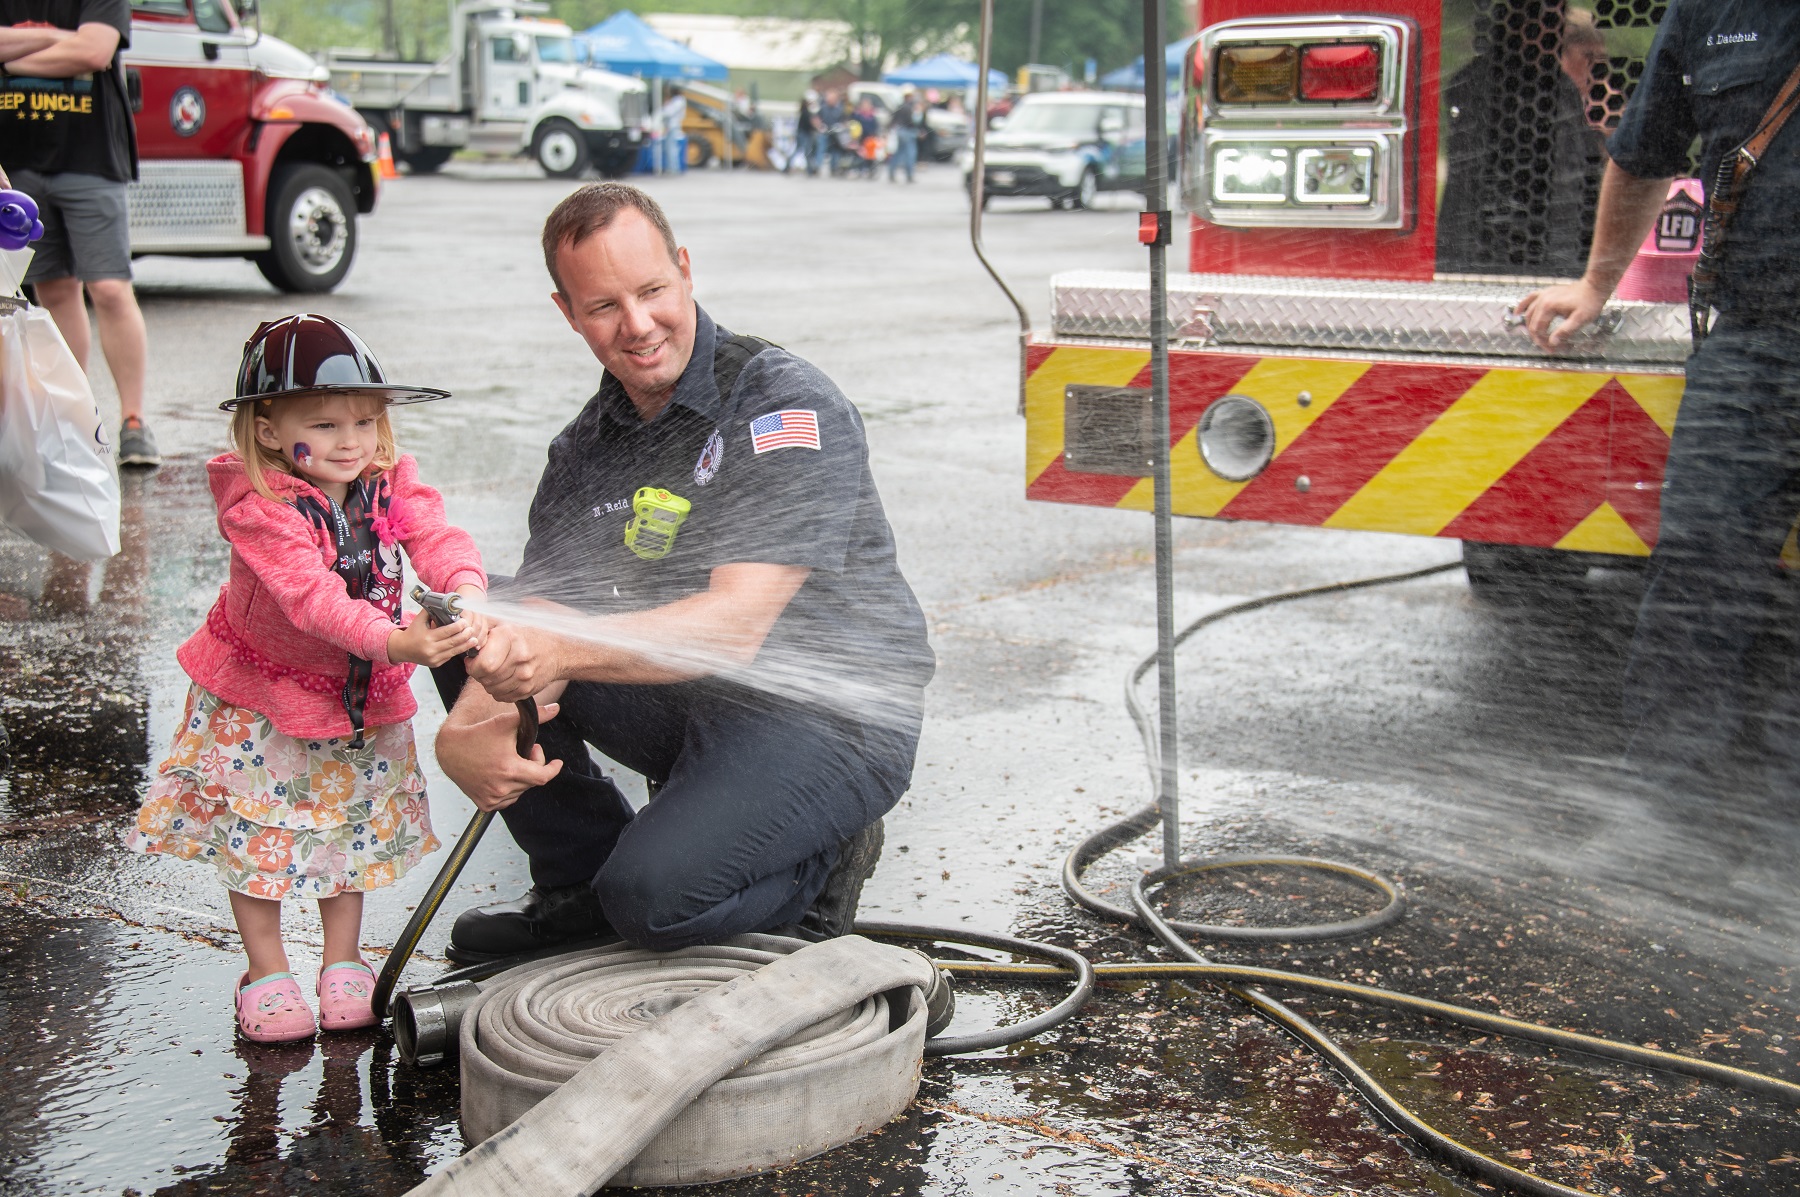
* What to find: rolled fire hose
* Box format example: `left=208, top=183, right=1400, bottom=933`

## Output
left=406, top=933, right=936, bottom=1195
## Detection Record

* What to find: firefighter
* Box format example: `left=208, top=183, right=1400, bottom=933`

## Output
left=432, top=183, right=934, bottom=959
left=1518, top=3, right=1800, bottom=797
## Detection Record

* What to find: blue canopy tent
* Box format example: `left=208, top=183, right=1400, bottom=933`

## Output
left=576, top=11, right=727, bottom=81
left=1099, top=35, right=1197, bottom=91
left=576, top=12, right=726, bottom=174
left=882, top=53, right=1008, bottom=92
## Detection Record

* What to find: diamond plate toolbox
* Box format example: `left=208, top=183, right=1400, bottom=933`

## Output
left=1050, top=270, right=1690, bottom=366
left=127, top=161, right=249, bottom=251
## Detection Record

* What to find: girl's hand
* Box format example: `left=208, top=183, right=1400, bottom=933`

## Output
left=388, top=612, right=480, bottom=667
left=453, top=584, right=493, bottom=652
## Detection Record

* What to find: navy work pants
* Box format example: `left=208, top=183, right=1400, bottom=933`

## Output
left=1623, top=317, right=1800, bottom=787
left=472, top=672, right=921, bottom=951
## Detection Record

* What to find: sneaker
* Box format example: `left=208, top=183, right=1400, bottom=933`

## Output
left=117, top=417, right=160, bottom=469
left=235, top=971, right=317, bottom=1043
left=316, top=960, right=379, bottom=1031
left=446, top=881, right=616, bottom=964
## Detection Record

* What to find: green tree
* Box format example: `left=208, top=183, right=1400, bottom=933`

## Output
left=990, top=0, right=1191, bottom=83
left=259, top=0, right=447, bottom=60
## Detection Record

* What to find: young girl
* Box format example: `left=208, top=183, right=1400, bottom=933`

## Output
left=126, top=314, right=491, bottom=1043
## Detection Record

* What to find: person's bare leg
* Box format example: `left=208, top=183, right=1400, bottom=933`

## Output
left=317, top=891, right=366, bottom=967
left=228, top=890, right=291, bottom=981
left=31, top=275, right=90, bottom=371
left=85, top=277, right=147, bottom=424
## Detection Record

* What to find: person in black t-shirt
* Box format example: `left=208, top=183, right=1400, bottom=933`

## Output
left=1518, top=1, right=1800, bottom=804
left=1, top=0, right=157, bottom=467
left=433, top=183, right=933, bottom=960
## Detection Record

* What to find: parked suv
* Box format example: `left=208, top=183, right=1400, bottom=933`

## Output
left=962, top=91, right=1146, bottom=210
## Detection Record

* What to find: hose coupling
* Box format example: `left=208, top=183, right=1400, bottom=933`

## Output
left=393, top=979, right=484, bottom=1068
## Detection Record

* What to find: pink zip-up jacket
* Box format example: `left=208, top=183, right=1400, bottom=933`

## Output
left=177, top=453, right=486, bottom=740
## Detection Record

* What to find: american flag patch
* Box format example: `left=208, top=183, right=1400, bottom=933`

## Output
left=749, top=409, right=821, bottom=454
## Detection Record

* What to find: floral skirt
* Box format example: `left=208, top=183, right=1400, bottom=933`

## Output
left=124, top=685, right=440, bottom=900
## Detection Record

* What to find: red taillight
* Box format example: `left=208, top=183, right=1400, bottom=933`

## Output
left=1299, top=43, right=1380, bottom=102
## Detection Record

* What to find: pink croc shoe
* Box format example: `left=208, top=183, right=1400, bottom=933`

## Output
left=317, top=960, right=379, bottom=1031
left=236, top=972, right=317, bottom=1043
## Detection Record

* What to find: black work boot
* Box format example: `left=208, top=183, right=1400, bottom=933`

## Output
left=792, top=818, right=885, bottom=941
left=446, top=882, right=616, bottom=965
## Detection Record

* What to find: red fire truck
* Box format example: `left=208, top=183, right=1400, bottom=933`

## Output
left=1010, top=0, right=1701, bottom=600
left=123, top=0, right=379, bottom=292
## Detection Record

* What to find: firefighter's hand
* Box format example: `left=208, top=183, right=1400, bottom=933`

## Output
left=437, top=700, right=563, bottom=811
left=388, top=611, right=481, bottom=667
left=1515, top=280, right=1606, bottom=351
left=467, top=622, right=563, bottom=703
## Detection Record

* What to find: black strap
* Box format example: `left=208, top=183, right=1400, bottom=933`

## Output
left=294, top=478, right=389, bottom=749
left=713, top=333, right=772, bottom=405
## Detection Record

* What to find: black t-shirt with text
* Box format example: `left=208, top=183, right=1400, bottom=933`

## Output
left=1, top=0, right=136, bottom=181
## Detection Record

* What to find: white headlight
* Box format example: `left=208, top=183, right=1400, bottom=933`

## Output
left=1295, top=145, right=1374, bottom=204
left=1198, top=395, right=1275, bottom=481
left=1212, top=146, right=1290, bottom=204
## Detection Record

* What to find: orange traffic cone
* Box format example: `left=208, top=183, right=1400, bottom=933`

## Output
left=376, top=132, right=398, bottom=180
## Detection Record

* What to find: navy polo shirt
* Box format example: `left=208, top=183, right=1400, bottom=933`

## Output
left=512, top=305, right=933, bottom=715
left=1608, top=0, right=1800, bottom=314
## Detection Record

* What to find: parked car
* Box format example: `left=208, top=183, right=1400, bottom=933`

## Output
left=961, top=91, right=1146, bottom=210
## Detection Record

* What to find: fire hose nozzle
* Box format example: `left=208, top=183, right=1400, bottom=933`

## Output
left=411, top=584, right=464, bottom=628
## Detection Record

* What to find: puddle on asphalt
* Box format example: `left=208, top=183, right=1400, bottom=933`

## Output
left=5, top=466, right=1800, bottom=1196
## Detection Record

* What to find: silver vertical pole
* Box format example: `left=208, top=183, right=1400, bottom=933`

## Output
left=971, top=0, right=1032, bottom=416
left=1141, top=0, right=1179, bottom=867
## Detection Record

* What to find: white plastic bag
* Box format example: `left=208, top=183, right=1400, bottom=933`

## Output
left=0, top=302, right=121, bottom=561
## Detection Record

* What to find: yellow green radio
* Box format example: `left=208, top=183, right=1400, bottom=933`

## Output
left=624, top=487, right=691, bottom=560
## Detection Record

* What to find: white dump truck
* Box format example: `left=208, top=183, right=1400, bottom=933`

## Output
left=325, top=0, right=649, bottom=178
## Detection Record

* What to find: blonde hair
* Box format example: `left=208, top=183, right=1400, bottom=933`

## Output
left=231, top=391, right=399, bottom=503
left=1563, top=8, right=1605, bottom=52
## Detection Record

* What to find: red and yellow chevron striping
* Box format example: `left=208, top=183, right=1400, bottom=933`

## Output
left=1024, top=342, right=1685, bottom=556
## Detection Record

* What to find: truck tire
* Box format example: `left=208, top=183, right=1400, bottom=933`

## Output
left=401, top=146, right=455, bottom=174
left=1462, top=541, right=1591, bottom=606
left=533, top=120, right=590, bottom=179
left=255, top=163, right=357, bottom=294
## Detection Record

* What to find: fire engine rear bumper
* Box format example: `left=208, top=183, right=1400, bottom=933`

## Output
left=1025, top=271, right=1689, bottom=557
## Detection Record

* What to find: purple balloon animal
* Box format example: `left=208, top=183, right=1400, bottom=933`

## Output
left=0, top=189, right=46, bottom=252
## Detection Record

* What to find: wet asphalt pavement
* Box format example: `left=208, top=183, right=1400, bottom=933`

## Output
left=1, top=162, right=1797, bottom=1196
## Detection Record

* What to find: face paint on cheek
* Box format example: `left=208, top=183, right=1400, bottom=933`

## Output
left=292, top=442, right=313, bottom=470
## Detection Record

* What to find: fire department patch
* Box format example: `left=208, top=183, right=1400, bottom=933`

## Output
left=170, top=87, right=205, bottom=138
left=694, top=428, right=724, bottom=485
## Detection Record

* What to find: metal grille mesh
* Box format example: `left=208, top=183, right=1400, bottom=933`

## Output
left=126, top=160, right=246, bottom=245
left=1438, top=1, right=1605, bottom=277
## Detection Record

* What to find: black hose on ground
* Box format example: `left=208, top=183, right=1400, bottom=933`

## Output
left=865, top=562, right=1800, bottom=1197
